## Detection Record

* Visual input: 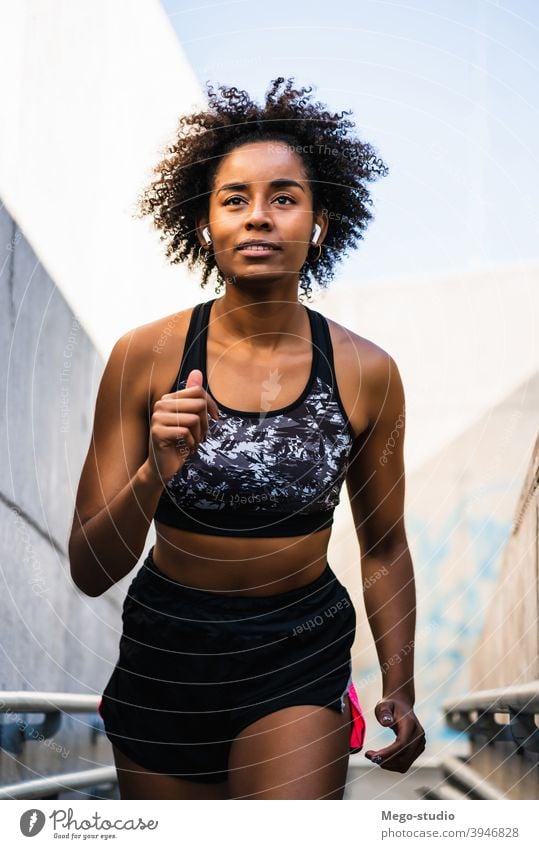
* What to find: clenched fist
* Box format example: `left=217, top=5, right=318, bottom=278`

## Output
left=146, top=369, right=220, bottom=485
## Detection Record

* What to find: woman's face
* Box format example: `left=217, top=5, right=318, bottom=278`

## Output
left=198, top=140, right=327, bottom=286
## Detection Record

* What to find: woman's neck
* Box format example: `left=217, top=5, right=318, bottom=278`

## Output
left=211, top=292, right=307, bottom=353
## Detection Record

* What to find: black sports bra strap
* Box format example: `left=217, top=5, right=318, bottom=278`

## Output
left=173, top=300, right=334, bottom=392
left=172, top=300, right=211, bottom=390
left=309, top=308, right=334, bottom=386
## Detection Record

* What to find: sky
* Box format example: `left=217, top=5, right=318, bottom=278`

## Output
left=161, top=0, right=539, bottom=288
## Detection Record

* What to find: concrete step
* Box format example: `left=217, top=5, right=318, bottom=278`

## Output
left=417, top=781, right=468, bottom=801
left=344, top=764, right=444, bottom=800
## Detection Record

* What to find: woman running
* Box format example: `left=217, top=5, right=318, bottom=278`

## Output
left=69, top=77, right=425, bottom=800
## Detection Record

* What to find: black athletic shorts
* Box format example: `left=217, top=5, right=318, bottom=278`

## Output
left=99, top=545, right=357, bottom=784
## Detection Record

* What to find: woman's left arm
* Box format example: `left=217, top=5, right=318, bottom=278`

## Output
left=345, top=348, right=426, bottom=772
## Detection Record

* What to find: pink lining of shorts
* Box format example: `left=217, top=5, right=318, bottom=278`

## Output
left=348, top=680, right=366, bottom=752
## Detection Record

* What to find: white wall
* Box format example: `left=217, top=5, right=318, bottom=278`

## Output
left=322, top=262, right=539, bottom=470
left=0, top=0, right=205, bottom=360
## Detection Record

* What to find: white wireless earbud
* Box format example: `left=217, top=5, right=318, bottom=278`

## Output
left=202, top=226, right=212, bottom=245
left=311, top=223, right=322, bottom=244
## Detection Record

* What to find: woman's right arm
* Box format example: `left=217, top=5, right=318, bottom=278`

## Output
left=67, top=331, right=165, bottom=597
left=69, top=322, right=219, bottom=598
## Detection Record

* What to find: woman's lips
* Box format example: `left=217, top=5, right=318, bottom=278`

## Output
left=236, top=245, right=280, bottom=257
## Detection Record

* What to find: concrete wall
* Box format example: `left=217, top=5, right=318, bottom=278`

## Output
left=464, top=432, right=539, bottom=800
left=469, top=431, right=539, bottom=690
left=0, top=203, right=128, bottom=785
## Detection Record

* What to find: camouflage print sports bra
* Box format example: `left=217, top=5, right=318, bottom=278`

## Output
left=153, top=297, right=355, bottom=537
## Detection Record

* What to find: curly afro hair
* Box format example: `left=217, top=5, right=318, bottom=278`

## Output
left=135, top=76, right=388, bottom=301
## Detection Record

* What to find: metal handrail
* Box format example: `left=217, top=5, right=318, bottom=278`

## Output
left=0, top=691, right=115, bottom=799
left=0, top=691, right=103, bottom=757
left=442, top=681, right=539, bottom=715
left=442, top=681, right=539, bottom=753
left=0, top=767, right=117, bottom=800
left=0, top=691, right=100, bottom=713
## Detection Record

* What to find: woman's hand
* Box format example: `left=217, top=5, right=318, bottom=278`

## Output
left=365, top=695, right=426, bottom=773
left=146, top=369, right=220, bottom=485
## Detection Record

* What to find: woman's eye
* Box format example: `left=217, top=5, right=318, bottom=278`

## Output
left=223, top=195, right=295, bottom=206
left=223, top=196, right=245, bottom=206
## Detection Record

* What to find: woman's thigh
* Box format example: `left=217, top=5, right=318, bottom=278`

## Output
left=112, top=745, right=230, bottom=800
left=227, top=698, right=352, bottom=800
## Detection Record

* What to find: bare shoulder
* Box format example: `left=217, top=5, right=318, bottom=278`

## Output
left=326, top=314, right=391, bottom=371
left=325, top=314, right=401, bottom=437
left=116, top=307, right=192, bottom=355
left=111, top=306, right=195, bottom=411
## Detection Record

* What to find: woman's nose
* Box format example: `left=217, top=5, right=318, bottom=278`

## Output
left=244, top=199, right=273, bottom=228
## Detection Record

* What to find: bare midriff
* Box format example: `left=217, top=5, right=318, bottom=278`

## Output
left=152, top=524, right=332, bottom=596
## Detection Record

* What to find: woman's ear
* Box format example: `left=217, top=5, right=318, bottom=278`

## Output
left=313, top=209, right=329, bottom=244
left=195, top=217, right=211, bottom=247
